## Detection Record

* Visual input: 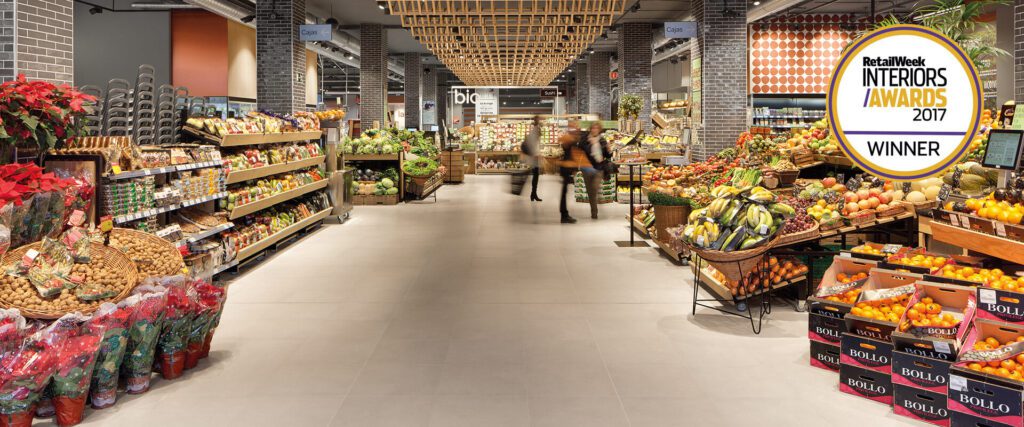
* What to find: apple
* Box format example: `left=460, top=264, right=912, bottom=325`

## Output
left=845, top=202, right=860, bottom=213
left=878, top=192, right=891, bottom=205
left=833, top=184, right=847, bottom=193
left=868, top=196, right=880, bottom=209
left=858, top=199, right=872, bottom=210
left=869, top=188, right=882, bottom=198
left=844, top=192, right=858, bottom=203
left=822, top=177, right=837, bottom=187
left=856, top=189, right=870, bottom=200
left=878, top=203, right=889, bottom=211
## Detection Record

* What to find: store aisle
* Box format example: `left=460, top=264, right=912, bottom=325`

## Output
left=84, top=176, right=914, bottom=427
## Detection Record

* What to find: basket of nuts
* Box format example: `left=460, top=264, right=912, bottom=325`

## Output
left=0, top=243, right=139, bottom=319
left=107, top=228, right=186, bottom=279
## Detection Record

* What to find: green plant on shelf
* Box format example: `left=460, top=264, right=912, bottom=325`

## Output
left=619, top=94, right=643, bottom=120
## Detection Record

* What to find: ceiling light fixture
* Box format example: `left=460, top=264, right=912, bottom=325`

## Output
left=89, top=5, right=103, bottom=14
left=345, top=52, right=354, bottom=60
left=753, top=0, right=761, bottom=5
left=629, top=2, right=641, bottom=13
left=240, top=14, right=255, bottom=22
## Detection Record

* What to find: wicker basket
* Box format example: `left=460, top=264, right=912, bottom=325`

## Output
left=902, top=199, right=937, bottom=213
left=0, top=242, right=139, bottom=319
left=876, top=203, right=906, bottom=218
left=653, top=204, right=691, bottom=243
left=110, top=228, right=186, bottom=279
left=845, top=210, right=877, bottom=226
left=778, top=221, right=819, bottom=246
left=690, top=233, right=782, bottom=283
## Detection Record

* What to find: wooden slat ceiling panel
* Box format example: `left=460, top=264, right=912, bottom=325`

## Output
left=386, top=0, right=625, bottom=86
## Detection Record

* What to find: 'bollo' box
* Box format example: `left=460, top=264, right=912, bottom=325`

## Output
left=894, top=383, right=950, bottom=427
left=839, top=363, right=893, bottom=406
left=892, top=282, right=977, bottom=362
left=892, top=350, right=952, bottom=394
left=947, top=320, right=1024, bottom=427
left=977, top=285, right=1024, bottom=326
left=840, top=332, right=893, bottom=374
left=844, top=269, right=920, bottom=342
left=809, top=312, right=846, bottom=345
left=951, top=409, right=1015, bottom=427
left=810, top=340, right=840, bottom=372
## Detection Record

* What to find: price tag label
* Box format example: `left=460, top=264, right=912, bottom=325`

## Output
left=881, top=244, right=901, bottom=254
left=980, top=288, right=997, bottom=305
left=111, top=165, right=122, bottom=175
left=901, top=182, right=912, bottom=193
left=951, top=168, right=964, bottom=188
left=937, top=184, right=952, bottom=201
left=839, top=252, right=851, bottom=258
left=949, top=375, right=967, bottom=392
left=949, top=215, right=960, bottom=227
left=996, top=221, right=1007, bottom=237
left=934, top=341, right=951, bottom=354
left=758, top=224, right=769, bottom=235
left=836, top=173, right=845, bottom=184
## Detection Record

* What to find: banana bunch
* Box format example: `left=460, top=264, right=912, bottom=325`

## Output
left=747, top=186, right=776, bottom=203
left=682, top=186, right=796, bottom=252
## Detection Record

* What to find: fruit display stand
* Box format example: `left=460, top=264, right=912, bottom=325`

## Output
left=217, top=131, right=332, bottom=265
left=686, top=236, right=783, bottom=334
left=930, top=221, right=1024, bottom=266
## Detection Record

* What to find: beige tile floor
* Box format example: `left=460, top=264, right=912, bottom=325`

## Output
left=78, top=175, right=918, bottom=426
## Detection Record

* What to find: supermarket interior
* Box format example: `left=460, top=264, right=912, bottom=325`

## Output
left=1, top=0, right=1023, bottom=425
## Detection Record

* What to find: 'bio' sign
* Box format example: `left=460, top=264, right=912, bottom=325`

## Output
left=828, top=24, right=982, bottom=180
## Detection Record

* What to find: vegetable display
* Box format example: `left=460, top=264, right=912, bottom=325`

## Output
left=402, top=158, right=439, bottom=178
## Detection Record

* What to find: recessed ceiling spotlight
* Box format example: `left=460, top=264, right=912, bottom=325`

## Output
left=377, top=1, right=385, bottom=9
left=587, top=47, right=594, bottom=53
left=753, top=1, right=761, bottom=5
left=345, top=52, right=354, bottom=60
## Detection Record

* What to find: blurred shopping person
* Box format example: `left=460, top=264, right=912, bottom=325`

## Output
left=522, top=116, right=543, bottom=201
left=558, top=121, right=588, bottom=224
left=579, top=122, right=611, bottom=219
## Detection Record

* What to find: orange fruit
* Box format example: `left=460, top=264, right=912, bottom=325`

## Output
left=986, top=337, right=1001, bottom=347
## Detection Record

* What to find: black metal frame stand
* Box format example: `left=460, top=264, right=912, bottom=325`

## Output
left=691, top=253, right=774, bottom=334
left=616, top=162, right=650, bottom=248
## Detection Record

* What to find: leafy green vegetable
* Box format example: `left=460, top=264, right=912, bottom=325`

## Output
left=402, top=158, right=439, bottom=177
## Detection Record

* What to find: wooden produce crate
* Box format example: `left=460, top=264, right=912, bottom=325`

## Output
left=352, top=194, right=399, bottom=205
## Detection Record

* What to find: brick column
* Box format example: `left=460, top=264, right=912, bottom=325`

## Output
left=692, top=0, right=748, bottom=157
left=618, top=23, right=653, bottom=131
left=256, top=0, right=305, bottom=113
left=403, top=53, right=421, bottom=129
left=360, top=23, right=387, bottom=128
left=422, top=65, right=437, bottom=125
left=587, top=52, right=611, bottom=119
left=566, top=80, right=577, bottom=114
left=1016, top=0, right=1024, bottom=102
left=0, top=0, right=73, bottom=84
left=575, top=62, right=589, bottom=114
left=437, top=82, right=448, bottom=127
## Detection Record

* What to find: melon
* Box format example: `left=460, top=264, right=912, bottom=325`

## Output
left=923, top=185, right=941, bottom=200
left=905, top=191, right=927, bottom=203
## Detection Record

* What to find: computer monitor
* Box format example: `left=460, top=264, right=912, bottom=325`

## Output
left=981, top=129, right=1024, bottom=170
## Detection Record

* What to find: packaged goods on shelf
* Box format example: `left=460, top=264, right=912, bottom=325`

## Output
left=224, top=192, right=331, bottom=253
left=103, top=176, right=156, bottom=217
left=221, top=166, right=325, bottom=211
left=184, top=111, right=320, bottom=137
left=222, top=143, right=322, bottom=172
left=314, top=109, right=346, bottom=122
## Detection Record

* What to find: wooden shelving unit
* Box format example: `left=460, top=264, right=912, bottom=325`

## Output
left=228, top=179, right=328, bottom=219
left=218, top=130, right=324, bottom=147
left=226, top=156, right=326, bottom=184
left=236, top=207, right=333, bottom=261
left=113, top=192, right=227, bottom=225
left=931, top=222, right=1024, bottom=266
left=105, top=160, right=221, bottom=180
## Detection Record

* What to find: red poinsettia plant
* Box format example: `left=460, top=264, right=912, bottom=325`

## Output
left=0, top=75, right=95, bottom=155
left=0, top=163, right=75, bottom=208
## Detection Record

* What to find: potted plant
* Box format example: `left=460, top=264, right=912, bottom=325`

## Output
left=619, top=94, right=642, bottom=120
left=0, top=75, right=95, bottom=163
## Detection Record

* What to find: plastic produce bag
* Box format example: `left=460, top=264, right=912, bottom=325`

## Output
left=120, top=285, right=167, bottom=394
left=200, top=282, right=228, bottom=359
left=89, top=298, right=135, bottom=409
left=185, top=280, right=224, bottom=369
left=9, top=195, right=33, bottom=248
left=0, top=309, right=27, bottom=364
left=48, top=310, right=106, bottom=426
left=0, top=203, right=12, bottom=259
left=155, top=278, right=190, bottom=379
left=0, top=314, right=80, bottom=427
left=24, top=191, right=50, bottom=245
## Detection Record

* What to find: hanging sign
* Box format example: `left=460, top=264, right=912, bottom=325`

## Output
left=664, top=21, right=697, bottom=39
left=474, top=88, right=499, bottom=123
left=299, top=24, right=332, bottom=41
left=827, top=24, right=982, bottom=180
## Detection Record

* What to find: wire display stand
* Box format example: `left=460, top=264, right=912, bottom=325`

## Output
left=690, top=252, right=774, bottom=334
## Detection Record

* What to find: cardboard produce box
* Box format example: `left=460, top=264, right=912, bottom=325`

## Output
left=894, top=383, right=950, bottom=427
left=948, top=320, right=1024, bottom=427
left=844, top=269, right=921, bottom=341
left=892, top=350, right=953, bottom=394
left=810, top=340, right=840, bottom=372
left=841, top=333, right=893, bottom=374
left=839, top=363, right=893, bottom=406
left=892, top=282, right=977, bottom=362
